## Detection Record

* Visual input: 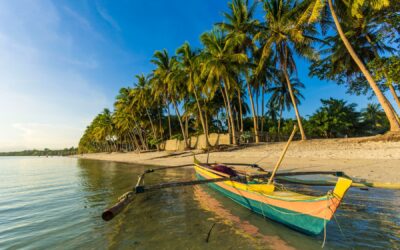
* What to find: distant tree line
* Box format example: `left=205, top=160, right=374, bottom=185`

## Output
left=0, top=147, right=78, bottom=156
left=79, top=98, right=389, bottom=153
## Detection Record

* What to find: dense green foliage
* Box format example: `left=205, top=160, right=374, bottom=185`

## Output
left=78, top=0, right=399, bottom=153
left=259, top=98, right=389, bottom=139
left=0, top=148, right=78, bottom=156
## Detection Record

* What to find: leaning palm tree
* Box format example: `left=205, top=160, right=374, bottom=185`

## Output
left=96, top=108, right=116, bottom=152
left=151, top=49, right=189, bottom=148
left=115, top=87, right=147, bottom=150
left=302, top=0, right=400, bottom=131
left=114, top=90, right=135, bottom=151
left=354, top=6, right=400, bottom=111
left=217, top=0, right=261, bottom=142
left=255, top=0, right=319, bottom=140
left=176, top=42, right=210, bottom=146
left=151, top=50, right=172, bottom=139
left=168, top=64, right=190, bottom=148
left=251, top=45, right=277, bottom=135
left=268, top=74, right=304, bottom=139
left=309, top=5, right=400, bottom=119
left=133, top=74, right=161, bottom=149
left=200, top=30, right=247, bottom=144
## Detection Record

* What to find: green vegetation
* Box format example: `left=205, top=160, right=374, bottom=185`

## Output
left=0, top=148, right=78, bottom=156
left=79, top=0, right=399, bottom=153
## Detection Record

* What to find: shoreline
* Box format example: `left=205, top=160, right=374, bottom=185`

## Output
left=73, top=138, right=400, bottom=183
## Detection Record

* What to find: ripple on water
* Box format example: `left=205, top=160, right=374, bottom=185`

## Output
left=0, top=157, right=399, bottom=249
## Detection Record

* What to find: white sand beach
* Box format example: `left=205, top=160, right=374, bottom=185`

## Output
left=75, top=137, right=400, bottom=183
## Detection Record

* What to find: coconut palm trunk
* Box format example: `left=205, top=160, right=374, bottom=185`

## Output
left=220, top=85, right=233, bottom=144
left=365, top=35, right=400, bottom=113
left=223, top=78, right=238, bottom=145
left=282, top=69, right=307, bottom=140
left=145, top=108, right=160, bottom=150
left=166, top=103, right=173, bottom=139
left=237, top=89, right=244, bottom=132
left=278, top=102, right=283, bottom=141
left=365, top=35, right=400, bottom=118
left=328, top=0, right=400, bottom=132
left=128, top=131, right=139, bottom=151
left=158, top=103, right=163, bottom=138
left=171, top=98, right=189, bottom=149
left=193, top=87, right=210, bottom=147
left=205, top=112, right=209, bottom=137
left=246, top=74, right=260, bottom=143
left=388, top=85, right=400, bottom=112
left=261, top=84, right=265, bottom=135
left=134, top=120, right=147, bottom=150
left=185, top=116, right=189, bottom=140
left=234, top=107, right=240, bottom=132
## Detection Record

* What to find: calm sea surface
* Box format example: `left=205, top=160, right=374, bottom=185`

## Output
left=0, top=157, right=399, bottom=249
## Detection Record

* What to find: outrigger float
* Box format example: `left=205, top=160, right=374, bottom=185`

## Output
left=102, top=126, right=353, bottom=235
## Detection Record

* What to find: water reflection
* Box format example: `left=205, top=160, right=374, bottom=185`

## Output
left=0, top=157, right=398, bottom=249
left=193, top=185, right=296, bottom=250
left=75, top=159, right=400, bottom=249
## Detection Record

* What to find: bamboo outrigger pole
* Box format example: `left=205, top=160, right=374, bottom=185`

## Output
left=267, top=125, right=298, bottom=185
left=101, top=175, right=243, bottom=221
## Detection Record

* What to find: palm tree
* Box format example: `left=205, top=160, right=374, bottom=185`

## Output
left=94, top=108, right=116, bottom=152
left=113, top=110, right=136, bottom=151
left=114, top=89, right=135, bottom=151
left=309, top=31, right=376, bottom=94
left=168, top=63, right=190, bottom=148
left=200, top=30, right=247, bottom=144
left=217, top=0, right=261, bottom=142
left=151, top=50, right=172, bottom=139
left=115, top=87, right=147, bottom=150
left=309, top=5, right=400, bottom=117
left=303, top=0, right=400, bottom=131
left=255, top=0, right=319, bottom=140
left=361, top=103, right=389, bottom=133
left=251, top=45, right=277, bottom=136
left=356, top=8, right=400, bottom=111
left=176, top=43, right=210, bottom=146
left=151, top=49, right=189, bottom=148
left=133, top=74, right=161, bottom=149
left=268, top=74, right=304, bottom=139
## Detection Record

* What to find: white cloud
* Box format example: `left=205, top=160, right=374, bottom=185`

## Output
left=0, top=0, right=109, bottom=151
left=10, top=123, right=82, bottom=150
left=95, top=2, right=121, bottom=31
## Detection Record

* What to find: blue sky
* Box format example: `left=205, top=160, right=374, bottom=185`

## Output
left=0, top=0, right=390, bottom=151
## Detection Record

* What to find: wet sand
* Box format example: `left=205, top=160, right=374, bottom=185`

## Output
left=74, top=138, right=400, bottom=183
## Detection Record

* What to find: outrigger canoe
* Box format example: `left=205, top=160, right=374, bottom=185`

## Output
left=102, top=126, right=353, bottom=237
left=194, top=158, right=352, bottom=235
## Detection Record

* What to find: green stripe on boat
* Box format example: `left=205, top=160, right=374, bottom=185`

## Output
left=196, top=173, right=326, bottom=235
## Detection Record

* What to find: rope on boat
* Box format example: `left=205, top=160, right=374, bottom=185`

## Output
left=118, top=191, right=134, bottom=202
left=255, top=189, right=337, bottom=248
left=322, top=191, right=352, bottom=248
left=258, top=200, right=266, bottom=218
left=321, top=191, right=332, bottom=248
left=275, top=182, right=289, bottom=192
left=333, top=214, right=346, bottom=242
left=322, top=216, right=327, bottom=248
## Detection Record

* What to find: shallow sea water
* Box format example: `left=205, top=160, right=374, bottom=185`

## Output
left=0, top=157, right=399, bottom=249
